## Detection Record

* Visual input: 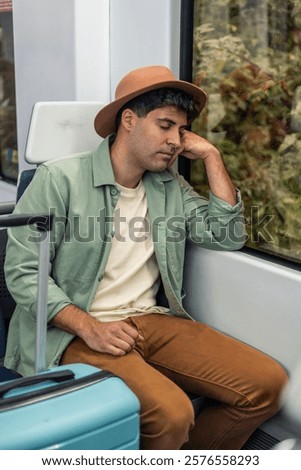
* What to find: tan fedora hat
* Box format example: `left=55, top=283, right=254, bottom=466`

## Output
left=94, top=65, right=207, bottom=137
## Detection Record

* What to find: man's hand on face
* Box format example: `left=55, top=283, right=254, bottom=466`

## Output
left=167, top=130, right=221, bottom=168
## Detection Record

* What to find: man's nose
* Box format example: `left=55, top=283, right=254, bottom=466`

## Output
left=167, top=130, right=182, bottom=149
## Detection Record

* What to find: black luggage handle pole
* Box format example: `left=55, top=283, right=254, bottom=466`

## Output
left=0, top=213, right=53, bottom=229
left=0, top=212, right=53, bottom=373
left=35, top=218, right=51, bottom=373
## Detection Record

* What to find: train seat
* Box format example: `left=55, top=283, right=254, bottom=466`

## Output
left=25, top=101, right=104, bottom=165
left=17, top=101, right=105, bottom=199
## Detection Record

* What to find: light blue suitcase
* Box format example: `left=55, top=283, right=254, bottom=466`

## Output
left=0, top=213, right=140, bottom=449
left=0, top=363, right=140, bottom=449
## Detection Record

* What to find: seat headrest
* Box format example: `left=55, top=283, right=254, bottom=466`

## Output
left=25, top=102, right=104, bottom=164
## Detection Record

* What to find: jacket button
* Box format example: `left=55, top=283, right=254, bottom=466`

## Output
left=110, top=187, right=118, bottom=196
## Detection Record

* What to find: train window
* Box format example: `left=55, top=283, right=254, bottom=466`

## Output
left=190, top=0, right=301, bottom=264
left=0, top=2, right=18, bottom=183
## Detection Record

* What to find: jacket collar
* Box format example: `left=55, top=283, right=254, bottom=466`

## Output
left=92, top=136, right=116, bottom=187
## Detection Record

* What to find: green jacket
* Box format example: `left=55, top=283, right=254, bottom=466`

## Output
left=4, top=137, right=245, bottom=376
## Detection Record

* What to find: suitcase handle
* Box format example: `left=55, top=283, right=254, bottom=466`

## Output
left=0, top=369, right=75, bottom=398
left=0, top=212, right=53, bottom=230
left=0, top=369, right=115, bottom=411
left=0, top=211, right=53, bottom=373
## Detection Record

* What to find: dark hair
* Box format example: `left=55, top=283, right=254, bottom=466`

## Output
left=115, top=87, right=198, bottom=132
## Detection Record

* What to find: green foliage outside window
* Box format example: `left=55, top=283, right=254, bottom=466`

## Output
left=191, top=0, right=301, bottom=262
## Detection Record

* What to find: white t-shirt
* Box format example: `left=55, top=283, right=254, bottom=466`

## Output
left=89, top=180, right=169, bottom=322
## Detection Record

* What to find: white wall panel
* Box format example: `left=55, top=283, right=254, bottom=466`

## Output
left=12, top=0, right=111, bottom=171
left=74, top=0, right=110, bottom=102
left=183, top=244, right=301, bottom=374
left=13, top=0, right=76, bottom=169
left=109, top=0, right=181, bottom=99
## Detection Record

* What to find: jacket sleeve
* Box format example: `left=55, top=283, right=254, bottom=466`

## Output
left=4, top=164, right=73, bottom=322
left=176, top=172, right=246, bottom=251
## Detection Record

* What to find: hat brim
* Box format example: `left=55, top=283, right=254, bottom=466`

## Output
left=94, top=79, right=207, bottom=138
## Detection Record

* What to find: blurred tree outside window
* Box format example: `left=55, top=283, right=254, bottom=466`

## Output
left=192, top=0, right=301, bottom=263
left=0, top=9, right=18, bottom=182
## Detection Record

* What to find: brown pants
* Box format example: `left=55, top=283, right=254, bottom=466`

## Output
left=60, top=314, right=288, bottom=450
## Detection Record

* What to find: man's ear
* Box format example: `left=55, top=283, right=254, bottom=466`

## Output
left=121, top=109, right=138, bottom=131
